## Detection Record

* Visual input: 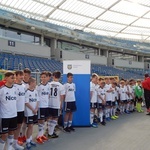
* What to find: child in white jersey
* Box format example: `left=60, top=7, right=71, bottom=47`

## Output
left=111, top=82, right=119, bottom=120
left=48, top=71, right=65, bottom=138
left=13, top=71, right=26, bottom=150
left=0, top=72, right=17, bottom=150
left=36, top=71, right=50, bottom=144
left=125, top=80, right=130, bottom=114
left=105, top=77, right=113, bottom=121
left=128, top=80, right=135, bottom=112
left=63, top=73, right=77, bottom=132
left=119, top=80, right=128, bottom=114
left=19, top=68, right=31, bottom=144
left=25, top=78, right=39, bottom=150
left=90, top=73, right=99, bottom=127
left=97, top=80, right=106, bottom=126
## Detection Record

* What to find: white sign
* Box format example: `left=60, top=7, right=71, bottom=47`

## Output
left=63, top=60, right=91, bottom=74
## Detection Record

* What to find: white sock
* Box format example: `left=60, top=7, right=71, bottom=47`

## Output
left=126, top=103, right=130, bottom=111
left=113, top=108, right=116, bottom=116
left=43, top=122, right=45, bottom=133
left=30, top=136, right=32, bottom=142
left=26, top=138, right=30, bottom=144
left=13, top=140, right=23, bottom=149
left=99, top=111, right=103, bottom=122
left=122, top=105, right=125, bottom=112
left=90, top=112, right=94, bottom=124
left=0, top=139, right=5, bottom=150
left=107, top=108, right=110, bottom=117
left=129, top=104, right=131, bottom=111
left=47, top=121, right=50, bottom=132
left=7, top=135, right=14, bottom=150
left=125, top=104, right=127, bottom=111
left=64, top=122, right=68, bottom=128
left=105, top=109, right=108, bottom=118
left=37, top=124, right=43, bottom=138
left=13, top=139, right=17, bottom=145
left=48, top=120, right=57, bottom=135
left=68, top=121, right=72, bottom=127
left=48, top=120, right=52, bottom=135
left=51, top=120, right=57, bottom=135
left=21, top=123, right=27, bottom=137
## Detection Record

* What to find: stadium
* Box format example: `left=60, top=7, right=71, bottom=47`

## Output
left=0, top=0, right=150, bottom=150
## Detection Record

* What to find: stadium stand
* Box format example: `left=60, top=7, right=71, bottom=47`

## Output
left=0, top=52, right=143, bottom=79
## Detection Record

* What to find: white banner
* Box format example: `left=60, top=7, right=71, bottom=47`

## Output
left=63, top=60, right=91, bottom=74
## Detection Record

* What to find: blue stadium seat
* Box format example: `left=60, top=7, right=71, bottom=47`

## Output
left=0, top=52, right=143, bottom=79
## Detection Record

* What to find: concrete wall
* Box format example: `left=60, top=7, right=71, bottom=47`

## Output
left=114, top=58, right=144, bottom=69
left=144, top=62, right=150, bottom=69
left=0, top=37, right=50, bottom=58
left=55, top=49, right=107, bottom=65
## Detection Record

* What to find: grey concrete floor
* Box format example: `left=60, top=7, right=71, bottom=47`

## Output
left=33, top=111, right=150, bottom=150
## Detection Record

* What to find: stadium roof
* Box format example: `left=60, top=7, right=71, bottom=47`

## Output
left=0, top=0, right=150, bottom=42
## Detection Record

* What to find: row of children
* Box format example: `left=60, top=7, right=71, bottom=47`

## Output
left=0, top=69, right=76, bottom=150
left=90, top=73, right=144, bottom=127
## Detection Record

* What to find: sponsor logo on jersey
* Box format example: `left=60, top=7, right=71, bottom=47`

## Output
left=3, top=127, right=8, bottom=130
left=68, top=88, right=74, bottom=91
left=6, top=96, right=16, bottom=101
left=18, top=92, right=25, bottom=96
left=29, top=98, right=37, bottom=102
left=41, top=91, right=49, bottom=95
left=67, top=64, right=72, bottom=70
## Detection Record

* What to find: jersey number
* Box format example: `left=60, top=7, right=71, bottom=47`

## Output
left=50, top=88, right=57, bottom=96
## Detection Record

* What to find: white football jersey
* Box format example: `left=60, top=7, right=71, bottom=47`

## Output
left=105, top=84, right=112, bottom=101
left=115, top=86, right=120, bottom=100
left=14, top=83, right=26, bottom=112
left=132, top=85, right=136, bottom=92
left=0, top=85, right=17, bottom=118
left=132, top=85, right=136, bottom=96
left=64, top=82, right=76, bottom=102
left=36, top=83, right=50, bottom=108
left=25, top=89, right=39, bottom=117
left=97, top=87, right=106, bottom=103
left=49, top=81, right=65, bottom=109
left=119, top=86, right=127, bottom=101
left=90, top=82, right=97, bottom=103
left=111, top=87, right=116, bottom=102
left=128, top=85, right=134, bottom=100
